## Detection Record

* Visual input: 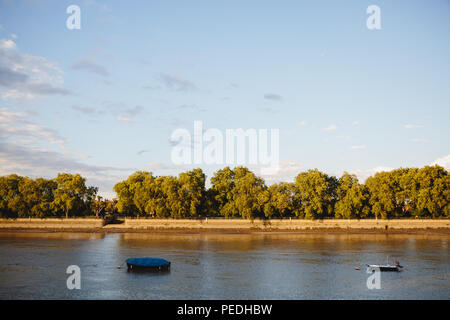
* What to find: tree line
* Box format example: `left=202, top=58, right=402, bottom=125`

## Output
left=113, top=165, right=449, bottom=219
left=0, top=173, right=116, bottom=219
left=0, top=165, right=448, bottom=219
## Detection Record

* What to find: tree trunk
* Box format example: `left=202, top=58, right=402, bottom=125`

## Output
left=66, top=209, right=68, bottom=219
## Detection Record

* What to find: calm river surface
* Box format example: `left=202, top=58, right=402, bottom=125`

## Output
left=0, top=232, right=448, bottom=299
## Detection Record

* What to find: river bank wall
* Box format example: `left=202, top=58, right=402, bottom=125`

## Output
left=1, top=218, right=448, bottom=233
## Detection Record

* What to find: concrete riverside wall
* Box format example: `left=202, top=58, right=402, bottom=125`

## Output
left=0, top=218, right=105, bottom=229
left=123, top=218, right=450, bottom=231
left=0, top=218, right=448, bottom=232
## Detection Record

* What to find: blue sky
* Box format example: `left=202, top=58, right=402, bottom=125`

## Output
left=0, top=0, right=449, bottom=197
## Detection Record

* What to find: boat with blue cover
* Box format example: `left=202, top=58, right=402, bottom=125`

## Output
left=126, top=257, right=171, bottom=272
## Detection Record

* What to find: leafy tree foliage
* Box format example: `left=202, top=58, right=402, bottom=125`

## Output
left=114, top=169, right=206, bottom=218
left=1, top=165, right=448, bottom=219
left=209, top=166, right=266, bottom=219
left=0, top=173, right=97, bottom=218
left=52, top=173, right=97, bottom=219
left=335, top=173, right=370, bottom=219
left=295, top=169, right=338, bottom=219
left=263, top=183, right=301, bottom=218
left=416, top=166, right=450, bottom=218
left=92, top=195, right=107, bottom=219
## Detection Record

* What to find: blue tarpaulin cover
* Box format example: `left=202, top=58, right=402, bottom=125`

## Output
left=126, top=257, right=170, bottom=267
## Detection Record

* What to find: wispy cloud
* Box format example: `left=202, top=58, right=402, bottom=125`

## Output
left=117, top=105, right=144, bottom=122
left=137, top=149, right=149, bottom=156
left=146, top=162, right=176, bottom=171
left=0, top=109, right=67, bottom=148
left=0, top=38, right=72, bottom=101
left=72, top=105, right=96, bottom=114
left=323, top=124, right=337, bottom=131
left=72, top=59, right=110, bottom=77
left=410, top=138, right=428, bottom=143
left=264, top=93, right=283, bottom=101
left=176, top=104, right=206, bottom=112
left=350, top=145, right=366, bottom=150
left=158, top=73, right=196, bottom=92
left=432, top=154, right=450, bottom=171
left=404, top=124, right=423, bottom=129
left=258, top=160, right=304, bottom=184
left=0, top=108, right=134, bottom=198
left=350, top=166, right=395, bottom=182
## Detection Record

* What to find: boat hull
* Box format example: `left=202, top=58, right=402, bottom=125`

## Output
left=367, top=265, right=402, bottom=272
left=126, top=257, right=171, bottom=272
left=126, top=262, right=170, bottom=272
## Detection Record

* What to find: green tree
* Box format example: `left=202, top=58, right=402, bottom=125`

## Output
left=0, top=174, right=24, bottom=218
left=52, top=173, right=96, bottom=219
left=113, top=172, right=148, bottom=216
left=263, top=182, right=300, bottom=218
left=233, top=167, right=266, bottom=219
left=92, top=195, right=107, bottom=218
left=210, top=167, right=237, bottom=218
left=415, top=165, right=449, bottom=218
left=366, top=171, right=396, bottom=219
left=335, top=173, right=370, bottom=219
left=105, top=198, right=118, bottom=215
left=177, top=168, right=206, bottom=217
left=210, top=166, right=266, bottom=219
left=295, top=169, right=337, bottom=219
left=19, top=177, right=56, bottom=218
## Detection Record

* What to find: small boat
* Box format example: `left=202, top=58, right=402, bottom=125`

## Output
left=126, top=257, right=171, bottom=272
left=367, top=260, right=403, bottom=272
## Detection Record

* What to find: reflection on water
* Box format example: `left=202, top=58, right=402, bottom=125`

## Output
left=0, top=232, right=448, bottom=299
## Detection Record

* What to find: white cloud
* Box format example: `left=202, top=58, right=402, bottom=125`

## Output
left=258, top=160, right=304, bottom=184
left=72, top=58, right=110, bottom=77
left=350, top=145, right=366, bottom=150
left=0, top=38, right=71, bottom=101
left=0, top=38, right=16, bottom=50
left=323, top=124, right=337, bottom=131
left=432, top=154, right=450, bottom=171
left=117, top=115, right=132, bottom=122
left=298, top=120, right=307, bottom=126
left=264, top=93, right=283, bottom=101
left=117, top=105, right=144, bottom=123
left=146, top=162, right=180, bottom=171
left=1, top=89, right=34, bottom=101
left=411, top=138, right=428, bottom=143
left=350, top=166, right=395, bottom=182
left=352, top=120, right=359, bottom=126
left=404, top=124, right=423, bottom=129
left=72, top=105, right=96, bottom=114
left=158, top=73, right=196, bottom=92
left=0, top=109, right=67, bottom=148
left=0, top=109, right=134, bottom=198
left=0, top=142, right=132, bottom=199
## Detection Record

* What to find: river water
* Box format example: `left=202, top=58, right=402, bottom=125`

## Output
left=0, top=232, right=448, bottom=299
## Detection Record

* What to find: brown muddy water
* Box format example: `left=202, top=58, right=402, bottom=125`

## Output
left=0, top=232, right=448, bottom=299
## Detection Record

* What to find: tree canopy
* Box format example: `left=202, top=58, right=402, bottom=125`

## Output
left=0, top=165, right=448, bottom=219
left=0, top=173, right=97, bottom=218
